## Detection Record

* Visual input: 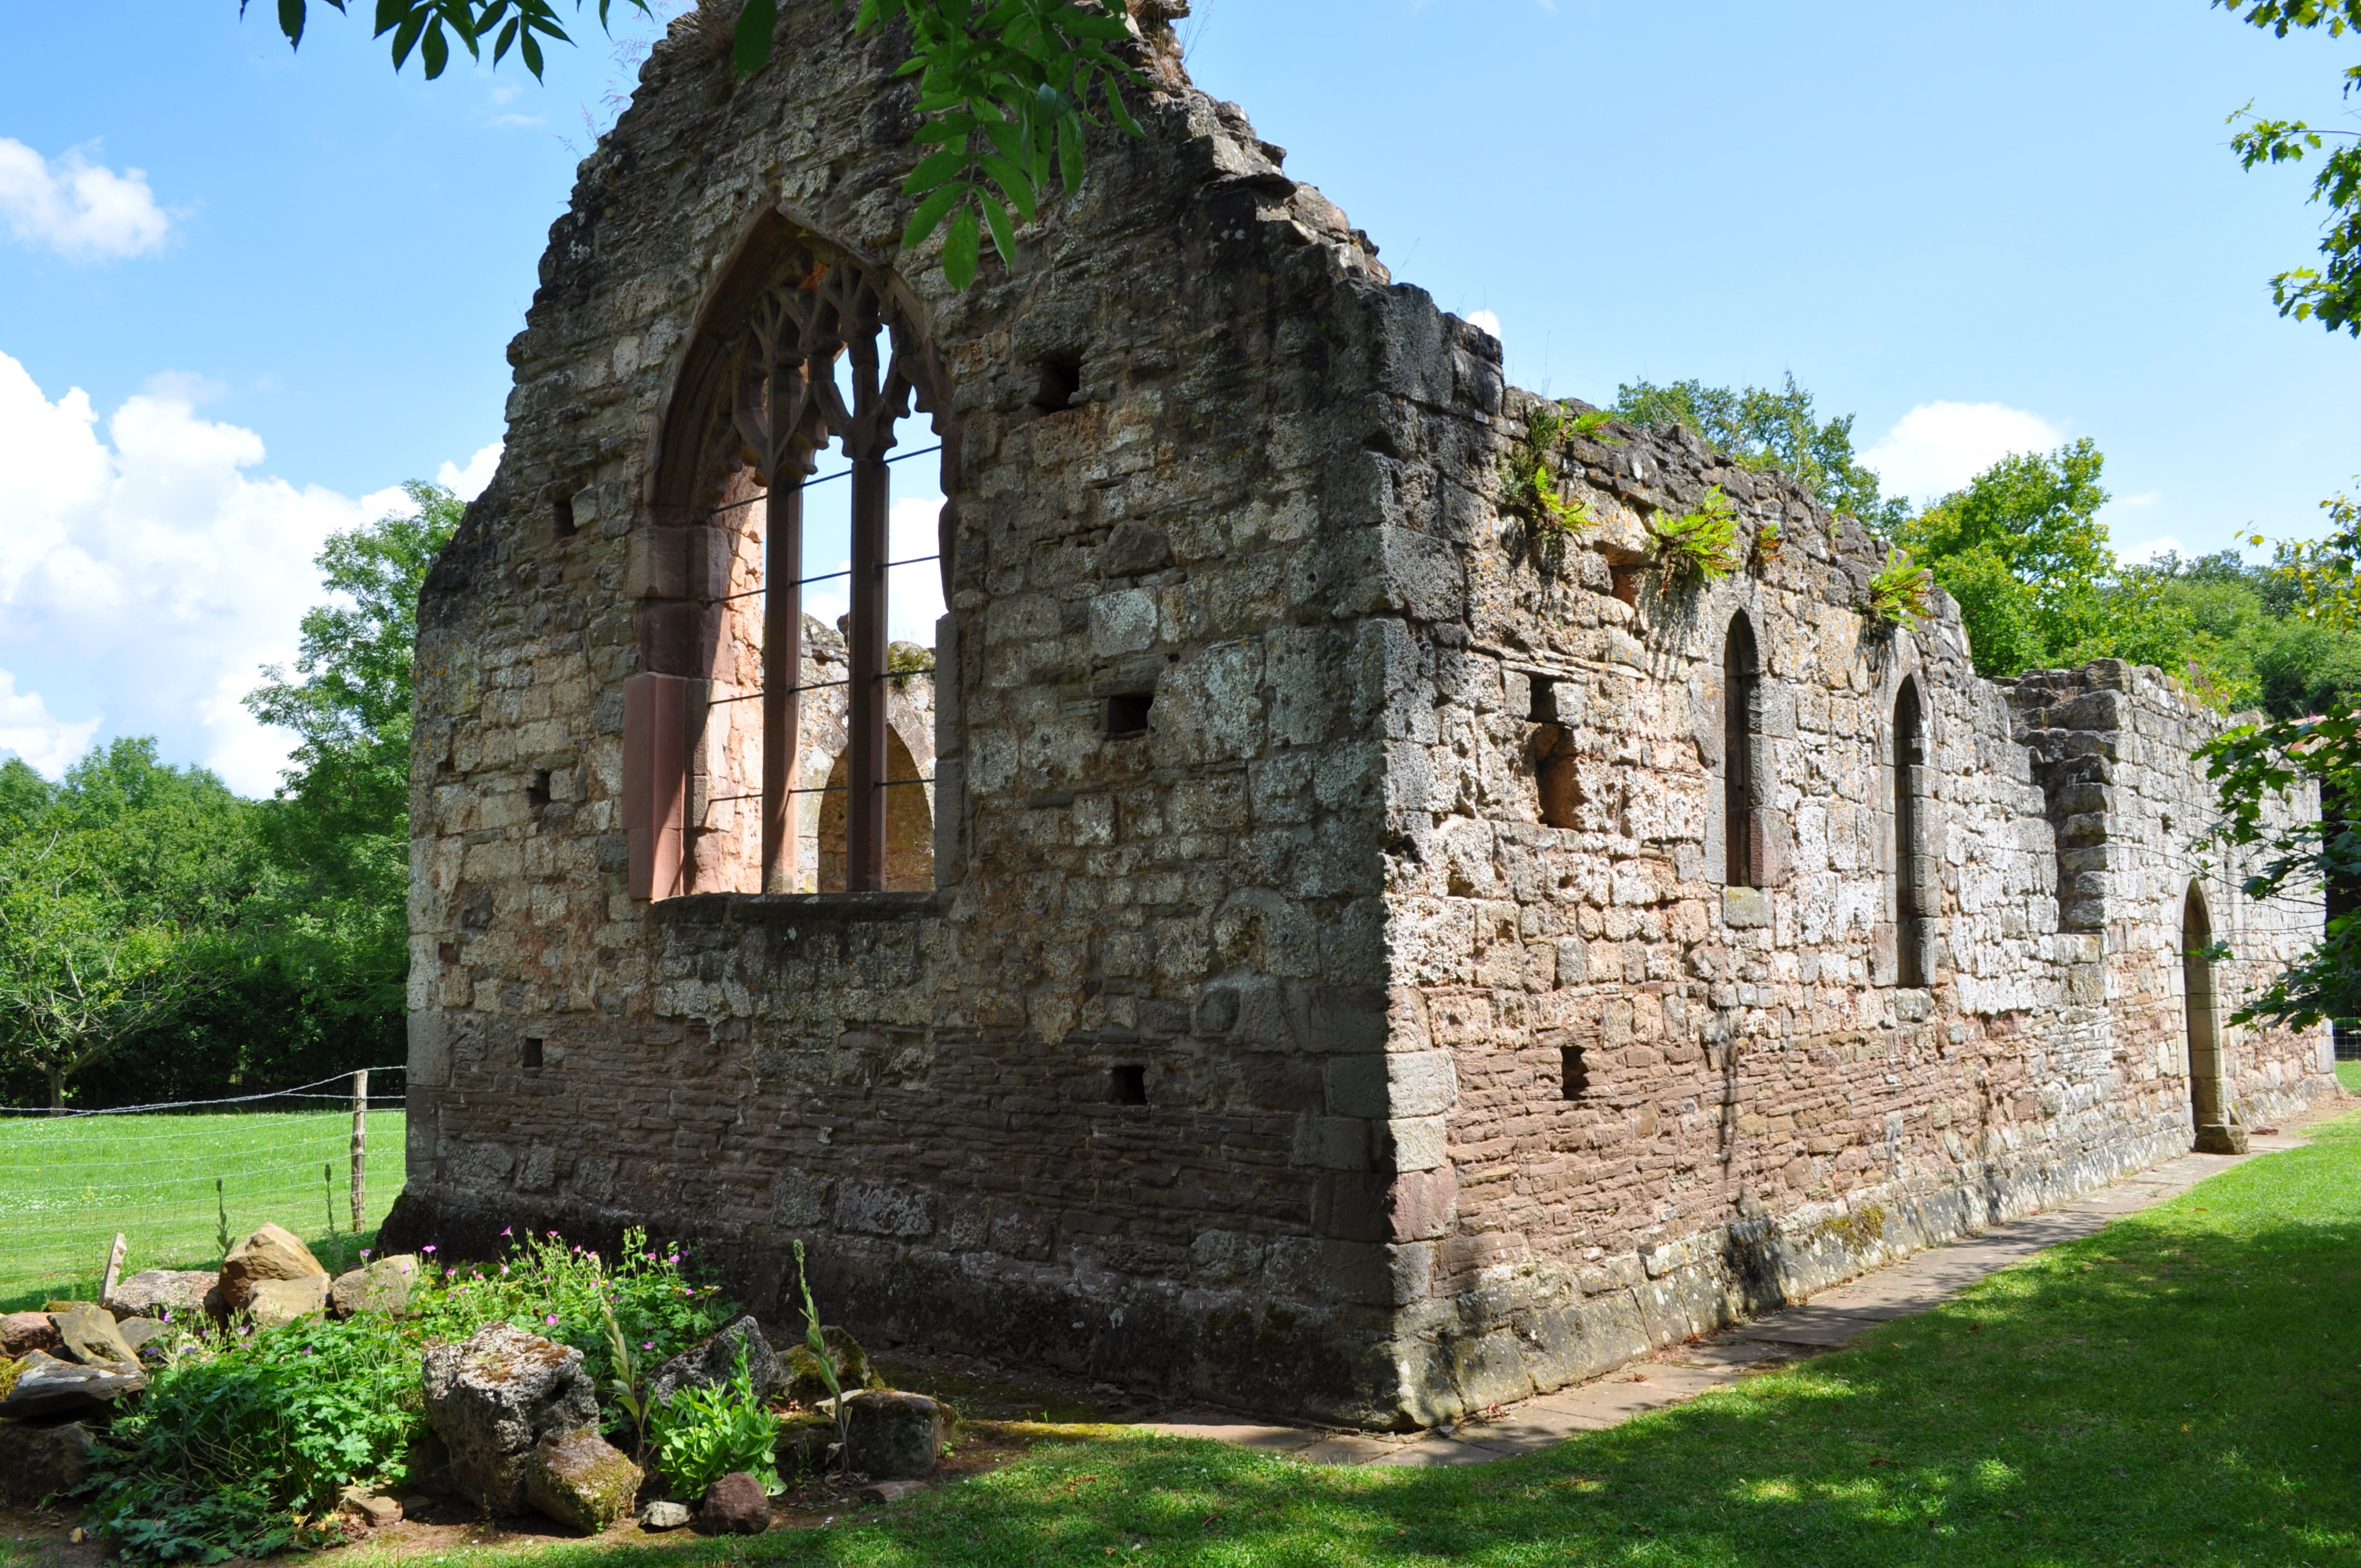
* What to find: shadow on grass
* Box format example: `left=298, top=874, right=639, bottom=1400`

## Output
left=305, top=1119, right=2361, bottom=1565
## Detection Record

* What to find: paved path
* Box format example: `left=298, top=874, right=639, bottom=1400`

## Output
left=1142, top=1118, right=2332, bottom=1467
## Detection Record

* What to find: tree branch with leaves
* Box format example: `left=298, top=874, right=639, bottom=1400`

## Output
left=246, top=0, right=1150, bottom=288
left=2219, top=1, right=2361, bottom=336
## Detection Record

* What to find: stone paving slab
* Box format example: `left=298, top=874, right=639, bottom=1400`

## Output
left=1143, top=1111, right=2342, bottom=1467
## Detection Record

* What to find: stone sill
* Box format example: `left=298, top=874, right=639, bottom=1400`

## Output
left=653, top=891, right=942, bottom=926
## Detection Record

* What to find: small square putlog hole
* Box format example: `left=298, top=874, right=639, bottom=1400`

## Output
left=1559, top=1044, right=1588, bottom=1099
left=527, top=770, right=553, bottom=809
left=1110, top=1064, right=1148, bottom=1105
left=1106, top=691, right=1154, bottom=739
left=1033, top=355, right=1083, bottom=414
left=522, top=1037, right=546, bottom=1075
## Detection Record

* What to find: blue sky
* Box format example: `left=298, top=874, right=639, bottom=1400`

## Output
left=0, top=0, right=2355, bottom=790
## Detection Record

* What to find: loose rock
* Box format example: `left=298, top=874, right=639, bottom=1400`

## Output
left=840, top=1391, right=946, bottom=1480
left=524, top=1428, right=643, bottom=1534
left=103, top=1269, right=215, bottom=1320
left=639, top=1500, right=693, bottom=1531
left=697, top=1471, right=771, bottom=1535
left=337, top=1488, right=403, bottom=1528
left=328, top=1254, right=419, bottom=1318
left=245, top=1275, right=329, bottom=1328
left=0, top=1418, right=98, bottom=1503
left=421, top=1323, right=600, bottom=1514
left=116, top=1317, right=166, bottom=1352
left=52, top=1304, right=137, bottom=1368
left=217, top=1223, right=328, bottom=1317
left=647, top=1315, right=779, bottom=1410
left=0, top=1350, right=148, bottom=1418
left=0, top=1312, right=59, bottom=1359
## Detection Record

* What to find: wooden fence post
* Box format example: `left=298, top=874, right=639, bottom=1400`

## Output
left=350, top=1069, right=368, bottom=1233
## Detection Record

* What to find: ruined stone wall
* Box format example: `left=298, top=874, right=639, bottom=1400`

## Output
left=1361, top=379, right=2335, bottom=1416
left=396, top=1, right=2335, bottom=1429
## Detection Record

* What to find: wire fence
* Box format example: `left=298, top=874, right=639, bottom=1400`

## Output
left=0, top=1069, right=408, bottom=1308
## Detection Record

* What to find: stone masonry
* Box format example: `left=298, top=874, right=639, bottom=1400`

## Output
left=386, top=1, right=2335, bottom=1427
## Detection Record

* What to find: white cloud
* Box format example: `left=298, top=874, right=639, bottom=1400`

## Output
left=1462, top=309, right=1502, bottom=343
left=0, top=669, right=97, bottom=777
left=0, top=352, right=496, bottom=793
left=0, top=139, right=173, bottom=261
left=2117, top=490, right=2162, bottom=509
left=437, top=440, right=502, bottom=500
left=1861, top=401, right=2067, bottom=503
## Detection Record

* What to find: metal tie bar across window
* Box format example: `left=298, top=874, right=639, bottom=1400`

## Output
left=718, top=554, right=941, bottom=603
left=702, top=667, right=937, bottom=706
left=702, top=779, right=935, bottom=806
left=700, top=443, right=945, bottom=518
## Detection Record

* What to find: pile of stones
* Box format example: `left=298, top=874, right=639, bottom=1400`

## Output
left=416, top=1313, right=951, bottom=1538
left=0, top=1222, right=418, bottom=1506
left=1, top=1223, right=953, bottom=1539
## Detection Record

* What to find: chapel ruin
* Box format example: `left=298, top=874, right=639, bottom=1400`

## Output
left=387, top=2, right=2336, bottom=1427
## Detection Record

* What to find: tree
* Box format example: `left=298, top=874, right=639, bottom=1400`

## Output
left=0, top=741, right=258, bottom=1110
left=246, top=0, right=1146, bottom=290
left=244, top=481, right=463, bottom=1029
left=1608, top=374, right=1909, bottom=531
left=2219, top=1, right=2361, bottom=337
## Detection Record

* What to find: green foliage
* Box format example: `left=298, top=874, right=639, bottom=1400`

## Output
left=1498, top=402, right=1608, bottom=536
left=79, top=1224, right=729, bottom=1561
left=649, top=1348, right=782, bottom=1499
left=243, top=482, right=461, bottom=1040
left=407, top=1226, right=732, bottom=1405
left=2218, top=3, right=2361, bottom=335
left=792, top=1240, right=849, bottom=1470
left=85, top=1313, right=422, bottom=1563
left=1869, top=546, right=1935, bottom=624
left=248, top=1, right=1151, bottom=292
left=1647, top=486, right=1741, bottom=585
left=1610, top=373, right=1908, bottom=531
left=2199, top=706, right=2361, bottom=1030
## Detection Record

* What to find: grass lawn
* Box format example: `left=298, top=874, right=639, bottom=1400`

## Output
left=0, top=1109, right=406, bottom=1311
left=2336, top=1060, right=2361, bottom=1095
left=332, top=1105, right=2361, bottom=1568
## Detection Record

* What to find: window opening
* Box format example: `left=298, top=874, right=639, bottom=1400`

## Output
left=1560, top=1044, right=1589, bottom=1100
left=527, top=770, right=552, bottom=811
left=522, top=1038, right=545, bottom=1074
left=1034, top=355, right=1083, bottom=413
left=1723, top=616, right=1758, bottom=888
left=2183, top=886, right=2223, bottom=1136
left=1893, top=681, right=1926, bottom=987
left=552, top=490, right=579, bottom=539
left=1110, top=1064, right=1148, bottom=1105
left=1106, top=691, right=1154, bottom=738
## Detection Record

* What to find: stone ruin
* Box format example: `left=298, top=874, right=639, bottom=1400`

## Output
left=385, top=2, right=2336, bottom=1427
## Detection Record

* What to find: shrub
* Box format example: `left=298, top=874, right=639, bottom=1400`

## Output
left=1870, top=546, right=1936, bottom=623
left=85, top=1314, right=421, bottom=1563
left=648, top=1350, right=781, bottom=1499
left=1649, top=486, right=1743, bottom=584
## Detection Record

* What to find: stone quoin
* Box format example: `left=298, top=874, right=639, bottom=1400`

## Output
left=382, top=1, right=2335, bottom=1427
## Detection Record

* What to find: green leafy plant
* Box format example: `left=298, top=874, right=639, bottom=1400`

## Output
left=86, top=1313, right=423, bottom=1563
left=1869, top=546, right=1935, bottom=624
left=245, top=2, right=1152, bottom=292
left=793, top=1240, right=849, bottom=1471
left=648, top=1348, right=781, bottom=1500
left=214, top=1178, right=230, bottom=1266
left=2217, top=1, right=2361, bottom=337
left=1754, top=519, right=1784, bottom=565
left=1501, top=403, right=1613, bottom=534
left=597, top=1292, right=650, bottom=1460
left=1648, top=486, right=1742, bottom=585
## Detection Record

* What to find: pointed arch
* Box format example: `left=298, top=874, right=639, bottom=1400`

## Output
left=2183, top=881, right=2225, bottom=1137
left=626, top=210, right=958, bottom=900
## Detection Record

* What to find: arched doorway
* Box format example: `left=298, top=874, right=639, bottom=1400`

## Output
left=2182, top=884, right=2224, bottom=1139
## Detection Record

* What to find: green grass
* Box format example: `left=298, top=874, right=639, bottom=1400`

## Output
left=369, top=1109, right=2361, bottom=1568
left=2336, top=1059, right=2361, bottom=1095
left=0, top=1109, right=405, bottom=1311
